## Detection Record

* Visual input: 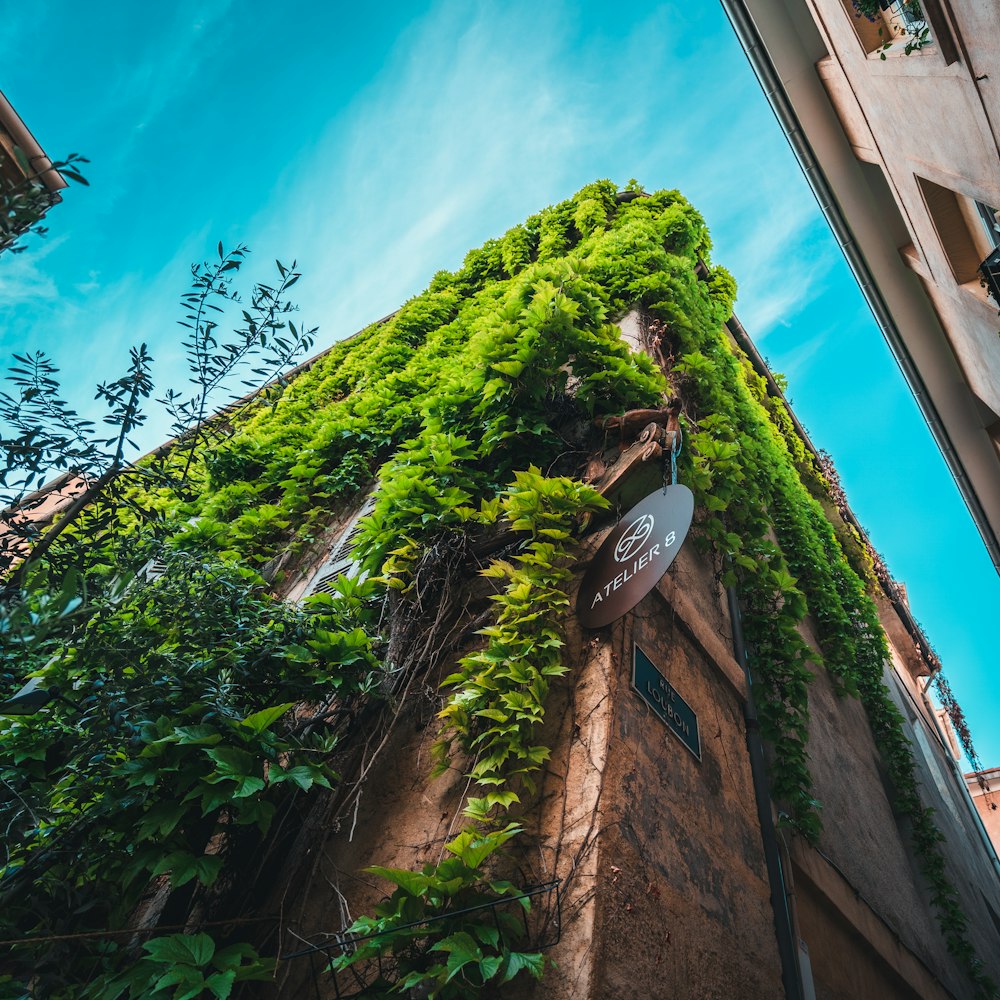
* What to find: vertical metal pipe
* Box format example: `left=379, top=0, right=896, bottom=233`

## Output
left=727, top=584, right=806, bottom=1000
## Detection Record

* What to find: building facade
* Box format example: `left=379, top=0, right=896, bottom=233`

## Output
left=275, top=401, right=1000, bottom=998
left=721, top=0, right=1000, bottom=572
left=266, top=260, right=1000, bottom=998
left=0, top=89, right=67, bottom=253
left=3, top=183, right=999, bottom=1000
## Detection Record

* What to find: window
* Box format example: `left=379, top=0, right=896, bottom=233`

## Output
left=973, top=202, right=1000, bottom=308
left=841, top=0, right=932, bottom=57
left=891, top=0, right=925, bottom=34
left=975, top=202, right=1000, bottom=251
left=139, top=556, right=170, bottom=583
left=915, top=176, right=1000, bottom=292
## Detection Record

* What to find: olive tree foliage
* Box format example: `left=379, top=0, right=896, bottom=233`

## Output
left=0, top=244, right=316, bottom=584
left=0, top=238, right=329, bottom=995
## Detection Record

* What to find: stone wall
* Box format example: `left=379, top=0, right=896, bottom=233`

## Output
left=268, top=524, right=1000, bottom=998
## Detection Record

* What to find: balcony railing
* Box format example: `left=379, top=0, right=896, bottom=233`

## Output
left=980, top=246, right=1000, bottom=310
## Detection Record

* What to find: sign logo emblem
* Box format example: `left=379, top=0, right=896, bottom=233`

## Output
left=576, top=485, right=694, bottom=629
left=614, top=514, right=654, bottom=563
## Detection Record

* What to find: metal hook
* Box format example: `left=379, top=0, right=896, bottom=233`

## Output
left=663, top=426, right=683, bottom=492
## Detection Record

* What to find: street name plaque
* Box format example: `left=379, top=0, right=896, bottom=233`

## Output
left=632, top=643, right=701, bottom=760
left=576, top=485, right=693, bottom=628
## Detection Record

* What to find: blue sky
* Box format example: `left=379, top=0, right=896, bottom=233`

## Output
left=2, top=1, right=998, bottom=766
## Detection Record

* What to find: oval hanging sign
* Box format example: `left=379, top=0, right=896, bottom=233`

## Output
left=576, top=485, right=694, bottom=628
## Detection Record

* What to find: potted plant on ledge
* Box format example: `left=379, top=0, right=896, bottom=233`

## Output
left=850, top=0, right=931, bottom=57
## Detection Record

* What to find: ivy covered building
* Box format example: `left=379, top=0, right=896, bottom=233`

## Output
left=2, top=182, right=999, bottom=999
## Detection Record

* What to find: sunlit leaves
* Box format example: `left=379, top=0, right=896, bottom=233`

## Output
left=433, top=471, right=605, bottom=813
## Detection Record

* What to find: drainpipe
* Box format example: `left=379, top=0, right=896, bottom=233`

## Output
left=0, top=89, right=67, bottom=195
left=727, top=583, right=806, bottom=1000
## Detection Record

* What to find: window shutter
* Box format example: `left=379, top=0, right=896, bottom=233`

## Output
left=304, top=494, right=377, bottom=598
left=139, top=556, right=170, bottom=582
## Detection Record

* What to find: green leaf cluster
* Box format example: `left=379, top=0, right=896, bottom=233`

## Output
left=438, top=470, right=607, bottom=819
left=88, top=934, right=274, bottom=1000
left=332, top=825, right=545, bottom=999
left=0, top=554, right=381, bottom=996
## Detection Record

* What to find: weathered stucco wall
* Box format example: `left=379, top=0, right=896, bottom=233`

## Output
left=809, top=10, right=1000, bottom=419
left=590, top=589, right=783, bottom=999
left=268, top=540, right=788, bottom=999
left=737, top=0, right=1000, bottom=561
left=266, top=507, right=1000, bottom=999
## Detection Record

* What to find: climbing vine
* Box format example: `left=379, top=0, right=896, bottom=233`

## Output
left=436, top=471, right=607, bottom=820
left=1, top=179, right=994, bottom=997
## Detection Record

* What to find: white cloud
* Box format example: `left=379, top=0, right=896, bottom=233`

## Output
left=771, top=329, right=829, bottom=384
left=243, top=2, right=615, bottom=344
left=0, top=236, right=66, bottom=310
left=727, top=198, right=835, bottom=337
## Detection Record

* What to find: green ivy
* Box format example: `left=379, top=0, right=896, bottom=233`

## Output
left=0, top=556, right=382, bottom=997
left=7, top=179, right=993, bottom=997
left=437, top=470, right=607, bottom=821
left=332, top=825, right=544, bottom=999
left=87, top=934, right=274, bottom=1000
